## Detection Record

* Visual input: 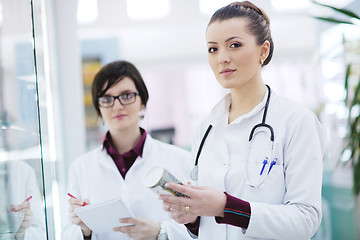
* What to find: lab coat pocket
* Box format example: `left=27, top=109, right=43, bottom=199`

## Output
left=245, top=160, right=269, bottom=188
left=244, top=159, right=285, bottom=203
left=265, top=159, right=285, bottom=186
left=244, top=135, right=273, bottom=188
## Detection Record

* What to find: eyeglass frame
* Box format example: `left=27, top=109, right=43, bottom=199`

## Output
left=97, top=92, right=139, bottom=108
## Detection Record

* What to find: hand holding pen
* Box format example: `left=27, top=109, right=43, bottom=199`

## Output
left=68, top=193, right=88, bottom=206
left=67, top=193, right=92, bottom=237
left=11, top=196, right=34, bottom=234
left=12, top=196, right=32, bottom=212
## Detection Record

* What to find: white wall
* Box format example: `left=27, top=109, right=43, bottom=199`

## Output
left=74, top=0, right=326, bottom=148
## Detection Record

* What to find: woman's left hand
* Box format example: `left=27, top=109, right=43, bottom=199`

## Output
left=113, top=217, right=160, bottom=240
left=159, top=182, right=226, bottom=219
left=12, top=201, right=33, bottom=235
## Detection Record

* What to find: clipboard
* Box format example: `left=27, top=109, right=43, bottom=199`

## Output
left=74, top=197, right=134, bottom=233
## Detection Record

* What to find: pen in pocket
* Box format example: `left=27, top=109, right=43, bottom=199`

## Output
left=260, top=157, right=268, bottom=175
left=67, top=193, right=88, bottom=206
left=267, top=158, right=278, bottom=174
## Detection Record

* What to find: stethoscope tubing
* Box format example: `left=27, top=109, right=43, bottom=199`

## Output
left=191, top=85, right=274, bottom=183
left=194, top=125, right=213, bottom=167
left=190, top=125, right=212, bottom=181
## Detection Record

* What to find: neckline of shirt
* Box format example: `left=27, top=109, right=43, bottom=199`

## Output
left=210, top=87, right=271, bottom=125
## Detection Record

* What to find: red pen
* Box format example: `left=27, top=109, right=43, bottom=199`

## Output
left=67, top=193, right=87, bottom=206
left=12, top=196, right=33, bottom=212
left=22, top=196, right=32, bottom=203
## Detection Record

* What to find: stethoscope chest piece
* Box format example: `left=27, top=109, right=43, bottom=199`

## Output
left=190, top=166, right=198, bottom=181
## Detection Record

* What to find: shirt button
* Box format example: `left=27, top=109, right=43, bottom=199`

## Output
left=122, top=168, right=126, bottom=172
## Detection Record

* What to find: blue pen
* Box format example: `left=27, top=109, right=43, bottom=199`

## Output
left=267, top=158, right=277, bottom=174
left=260, top=157, right=268, bottom=175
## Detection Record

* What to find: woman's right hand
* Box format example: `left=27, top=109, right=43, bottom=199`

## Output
left=68, top=198, right=92, bottom=236
left=160, top=182, right=226, bottom=224
left=161, top=182, right=200, bottom=225
left=163, top=204, right=198, bottom=224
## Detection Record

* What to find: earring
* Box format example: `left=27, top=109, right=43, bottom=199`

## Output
left=138, top=109, right=146, bottom=120
left=98, top=117, right=105, bottom=126
left=260, top=59, right=264, bottom=65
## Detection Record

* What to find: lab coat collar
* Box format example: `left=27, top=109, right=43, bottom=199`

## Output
left=97, top=134, right=155, bottom=172
left=102, top=128, right=147, bottom=158
left=210, top=86, right=270, bottom=125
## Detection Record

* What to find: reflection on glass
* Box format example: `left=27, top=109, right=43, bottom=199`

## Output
left=0, top=0, right=47, bottom=239
left=0, top=159, right=46, bottom=239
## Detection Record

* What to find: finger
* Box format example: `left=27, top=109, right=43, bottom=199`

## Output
left=168, top=182, right=202, bottom=189
left=13, top=205, right=28, bottom=213
left=119, top=217, right=137, bottom=225
left=70, top=210, right=78, bottom=218
left=69, top=204, right=78, bottom=212
left=12, top=201, right=29, bottom=212
left=12, top=205, right=21, bottom=212
left=165, top=182, right=200, bottom=196
left=178, top=215, right=196, bottom=225
left=113, top=223, right=135, bottom=233
left=159, top=194, right=178, bottom=202
left=21, top=201, right=31, bottom=209
left=68, top=198, right=86, bottom=207
left=161, top=201, right=184, bottom=213
left=69, top=207, right=79, bottom=217
left=28, top=210, right=34, bottom=221
left=24, top=209, right=33, bottom=219
left=16, top=208, right=29, bottom=214
left=162, top=204, right=171, bottom=212
left=69, top=202, right=86, bottom=213
left=167, top=203, right=186, bottom=212
left=170, top=209, right=184, bottom=218
left=72, top=216, right=83, bottom=225
left=160, top=194, right=190, bottom=206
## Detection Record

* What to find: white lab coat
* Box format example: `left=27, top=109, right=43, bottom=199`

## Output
left=193, top=89, right=327, bottom=240
left=1, top=161, right=46, bottom=240
left=62, top=135, right=193, bottom=240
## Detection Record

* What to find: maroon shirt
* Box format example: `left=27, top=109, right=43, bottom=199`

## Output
left=103, top=128, right=147, bottom=179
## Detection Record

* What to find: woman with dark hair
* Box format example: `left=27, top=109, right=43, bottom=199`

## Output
left=63, top=60, right=192, bottom=240
left=160, top=2, right=327, bottom=240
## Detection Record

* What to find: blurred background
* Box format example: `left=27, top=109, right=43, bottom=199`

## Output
left=0, top=0, right=359, bottom=239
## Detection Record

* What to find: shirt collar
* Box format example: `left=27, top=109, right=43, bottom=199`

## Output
left=210, top=87, right=270, bottom=124
left=102, top=128, right=147, bottom=158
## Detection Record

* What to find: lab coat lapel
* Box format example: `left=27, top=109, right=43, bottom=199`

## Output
left=198, top=120, right=228, bottom=191
left=122, top=135, right=152, bottom=179
left=97, top=148, right=120, bottom=174
left=95, top=148, right=131, bottom=206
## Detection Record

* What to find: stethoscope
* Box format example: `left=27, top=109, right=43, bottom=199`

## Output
left=190, top=85, right=276, bottom=188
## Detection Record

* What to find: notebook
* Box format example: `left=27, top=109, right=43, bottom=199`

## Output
left=74, top=197, right=134, bottom=233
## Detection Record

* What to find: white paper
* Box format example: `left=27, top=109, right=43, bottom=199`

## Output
left=11, top=212, right=25, bottom=233
left=0, top=211, right=25, bottom=234
left=74, top=197, right=134, bottom=233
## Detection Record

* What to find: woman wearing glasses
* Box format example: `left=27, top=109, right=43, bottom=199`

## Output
left=160, top=1, right=327, bottom=240
left=62, top=60, right=192, bottom=240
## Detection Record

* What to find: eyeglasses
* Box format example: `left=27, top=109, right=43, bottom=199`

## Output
left=97, top=92, right=139, bottom=107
